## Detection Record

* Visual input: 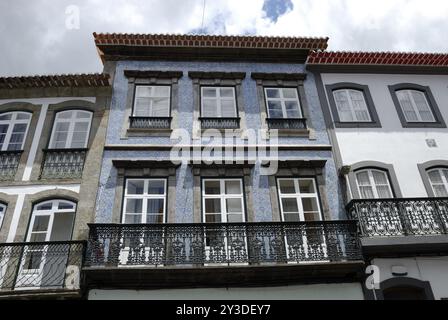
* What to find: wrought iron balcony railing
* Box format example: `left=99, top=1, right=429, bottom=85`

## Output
left=347, top=198, right=448, bottom=237
left=40, top=148, right=87, bottom=179
left=85, top=221, right=362, bottom=268
left=0, top=150, right=22, bottom=181
left=199, top=117, right=240, bottom=129
left=0, top=241, right=85, bottom=292
left=266, top=118, right=307, bottom=130
left=129, top=116, right=172, bottom=129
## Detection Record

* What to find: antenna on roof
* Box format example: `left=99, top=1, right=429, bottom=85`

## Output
left=200, top=0, right=206, bottom=33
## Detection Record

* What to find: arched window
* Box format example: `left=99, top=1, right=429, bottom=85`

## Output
left=427, top=168, right=448, bottom=197
left=395, top=89, right=435, bottom=122
left=355, top=169, right=393, bottom=199
left=48, top=110, right=92, bottom=149
left=333, top=89, right=371, bottom=122
left=26, top=199, right=76, bottom=242
left=0, top=112, right=32, bottom=151
left=0, top=203, right=6, bottom=230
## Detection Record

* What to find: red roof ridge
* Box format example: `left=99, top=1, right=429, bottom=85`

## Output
left=0, top=73, right=111, bottom=89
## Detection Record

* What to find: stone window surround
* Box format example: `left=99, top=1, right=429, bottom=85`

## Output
left=30, top=100, right=100, bottom=182
left=110, top=160, right=179, bottom=224
left=325, top=82, right=382, bottom=128
left=265, top=160, right=331, bottom=221
left=188, top=71, right=247, bottom=139
left=347, top=161, right=403, bottom=200
left=388, top=83, right=446, bottom=128
left=190, top=162, right=255, bottom=223
left=417, top=160, right=448, bottom=197
left=0, top=102, right=41, bottom=182
left=122, top=70, right=183, bottom=138
left=251, top=72, right=315, bottom=138
left=0, top=193, right=16, bottom=242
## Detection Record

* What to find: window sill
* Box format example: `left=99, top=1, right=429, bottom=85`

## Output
left=126, top=128, right=173, bottom=137
left=333, top=122, right=382, bottom=128
left=268, top=128, right=310, bottom=137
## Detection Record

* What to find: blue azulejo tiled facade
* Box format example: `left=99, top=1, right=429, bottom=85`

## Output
left=95, top=59, right=345, bottom=223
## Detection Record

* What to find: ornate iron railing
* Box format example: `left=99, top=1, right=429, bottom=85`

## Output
left=0, top=151, right=22, bottom=181
left=347, top=198, right=448, bottom=237
left=40, top=149, right=87, bottom=179
left=85, top=221, right=362, bottom=267
left=266, top=118, right=307, bottom=130
left=0, top=241, right=85, bottom=291
left=199, top=117, right=240, bottom=129
left=129, top=116, right=172, bottom=129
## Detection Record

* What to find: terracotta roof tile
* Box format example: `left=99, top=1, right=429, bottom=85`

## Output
left=0, top=73, right=110, bottom=89
left=307, top=51, right=448, bottom=67
left=93, top=33, right=329, bottom=50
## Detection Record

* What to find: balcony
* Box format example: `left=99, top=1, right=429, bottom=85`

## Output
left=347, top=198, right=448, bottom=256
left=0, top=150, right=22, bottom=181
left=40, top=149, right=87, bottom=179
left=129, top=116, right=172, bottom=129
left=83, top=221, right=363, bottom=288
left=266, top=118, right=307, bottom=130
left=199, top=117, right=240, bottom=130
left=0, top=241, right=85, bottom=298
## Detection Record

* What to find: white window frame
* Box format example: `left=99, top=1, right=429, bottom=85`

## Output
left=332, top=89, right=372, bottom=122
left=277, top=178, right=323, bottom=222
left=122, top=178, right=167, bottom=224
left=264, top=87, right=302, bottom=119
left=48, top=110, right=92, bottom=149
left=427, top=168, right=448, bottom=197
left=396, top=89, right=435, bottom=123
left=0, top=203, right=6, bottom=230
left=355, top=169, right=394, bottom=199
left=200, top=86, right=237, bottom=118
left=202, top=178, right=245, bottom=223
left=133, top=85, right=171, bottom=117
left=0, top=112, right=32, bottom=151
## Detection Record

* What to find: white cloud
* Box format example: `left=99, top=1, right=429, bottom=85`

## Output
left=0, top=0, right=447, bottom=76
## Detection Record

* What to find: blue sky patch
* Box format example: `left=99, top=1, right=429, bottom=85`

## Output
left=262, top=0, right=294, bottom=22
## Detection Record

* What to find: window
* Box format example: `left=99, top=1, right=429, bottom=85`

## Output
left=202, top=179, right=245, bottom=223
left=395, top=89, right=435, bottom=122
left=49, top=110, right=92, bottom=149
left=333, top=89, right=371, bottom=122
left=264, top=88, right=302, bottom=118
left=427, top=168, right=448, bottom=197
left=201, top=87, right=237, bottom=118
left=0, top=112, right=31, bottom=151
left=277, top=178, right=322, bottom=222
left=122, top=179, right=167, bottom=223
left=355, top=169, right=393, bottom=199
left=0, top=204, right=5, bottom=230
left=133, top=85, right=171, bottom=117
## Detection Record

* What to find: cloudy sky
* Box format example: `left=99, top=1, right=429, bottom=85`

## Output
left=1, top=0, right=447, bottom=76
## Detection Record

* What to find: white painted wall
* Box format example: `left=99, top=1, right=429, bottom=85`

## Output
left=321, top=73, right=448, bottom=197
left=88, top=282, right=364, bottom=300
left=372, top=256, right=448, bottom=300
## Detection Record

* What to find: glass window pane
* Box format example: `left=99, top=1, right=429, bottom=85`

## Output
left=267, top=101, right=283, bottom=118
left=285, top=101, right=300, bottom=118
left=205, top=199, right=221, bottom=213
left=0, top=114, right=12, bottom=121
left=227, top=214, right=243, bottom=222
left=151, top=98, right=170, bottom=116
left=220, top=88, right=234, bottom=98
left=127, top=180, right=144, bottom=195
left=58, top=201, right=75, bottom=210
left=146, top=214, right=163, bottom=223
left=304, top=211, right=321, bottom=222
left=282, top=88, right=297, bottom=99
left=397, top=91, right=418, bottom=122
left=226, top=198, right=242, bottom=213
left=32, top=216, right=50, bottom=232
left=30, top=233, right=46, bottom=242
left=356, top=171, right=371, bottom=186
left=220, top=100, right=236, bottom=117
left=359, top=186, right=375, bottom=199
left=281, top=198, right=299, bottom=213
left=205, top=214, right=221, bottom=223
left=147, top=180, right=165, bottom=195
left=372, top=170, right=389, bottom=185
left=124, top=214, right=142, bottom=224
left=334, top=90, right=353, bottom=122
left=36, top=202, right=52, bottom=211
left=125, top=199, right=143, bottom=214
left=136, top=86, right=152, bottom=98
left=433, top=185, right=448, bottom=197
left=266, top=88, right=280, bottom=98
left=202, top=99, right=218, bottom=117
left=202, top=88, right=217, bottom=98
left=204, top=181, right=220, bottom=194
left=153, top=86, right=170, bottom=97
left=225, top=180, right=241, bottom=194
left=283, top=213, right=300, bottom=222
left=24, top=251, right=43, bottom=270
left=16, top=113, right=31, bottom=120
left=76, top=111, right=91, bottom=119
left=299, top=179, right=316, bottom=193
left=49, top=212, right=75, bottom=241
left=147, top=199, right=164, bottom=214
left=57, top=111, right=73, bottom=119
left=279, top=180, right=296, bottom=194
left=302, top=198, right=319, bottom=214
left=135, top=97, right=151, bottom=116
